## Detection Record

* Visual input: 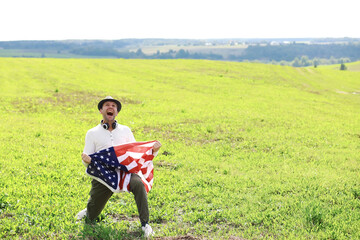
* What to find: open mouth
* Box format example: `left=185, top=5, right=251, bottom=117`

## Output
left=107, top=112, right=114, bottom=116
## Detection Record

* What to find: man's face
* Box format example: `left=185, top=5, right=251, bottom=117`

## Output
left=100, top=101, right=118, bottom=122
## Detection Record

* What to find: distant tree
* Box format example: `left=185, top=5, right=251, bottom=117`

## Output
left=227, top=54, right=238, bottom=61
left=329, top=56, right=337, bottom=64
left=300, top=56, right=310, bottom=66
left=279, top=60, right=287, bottom=66
left=175, top=49, right=190, bottom=58
left=313, top=58, right=319, bottom=68
left=340, top=63, right=347, bottom=70
left=340, top=57, right=350, bottom=63
left=292, top=57, right=301, bottom=67
left=135, top=48, right=145, bottom=58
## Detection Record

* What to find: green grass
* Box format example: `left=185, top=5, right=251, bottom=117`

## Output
left=346, top=61, right=360, bottom=71
left=318, top=61, right=360, bottom=72
left=0, top=58, right=359, bottom=239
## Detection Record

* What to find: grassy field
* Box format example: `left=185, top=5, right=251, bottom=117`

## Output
left=0, top=58, right=359, bottom=239
left=319, top=61, right=360, bottom=72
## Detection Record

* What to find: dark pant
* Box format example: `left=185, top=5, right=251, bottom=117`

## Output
left=86, top=173, right=149, bottom=224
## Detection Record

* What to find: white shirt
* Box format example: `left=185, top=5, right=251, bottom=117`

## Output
left=82, top=123, right=136, bottom=166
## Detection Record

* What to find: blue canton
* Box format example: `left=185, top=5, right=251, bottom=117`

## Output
left=87, top=147, right=128, bottom=191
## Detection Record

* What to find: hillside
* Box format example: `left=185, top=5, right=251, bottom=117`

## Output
left=0, top=58, right=359, bottom=239
left=319, top=61, right=360, bottom=72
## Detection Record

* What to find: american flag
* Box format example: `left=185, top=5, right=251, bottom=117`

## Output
left=86, top=141, right=158, bottom=193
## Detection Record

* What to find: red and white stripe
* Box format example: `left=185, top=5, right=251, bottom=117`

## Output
left=114, top=141, right=157, bottom=193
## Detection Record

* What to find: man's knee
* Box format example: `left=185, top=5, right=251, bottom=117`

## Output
left=130, top=174, right=145, bottom=193
left=86, top=180, right=113, bottom=220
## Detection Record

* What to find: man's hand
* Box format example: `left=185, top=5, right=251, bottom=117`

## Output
left=152, top=141, right=162, bottom=153
left=81, top=153, right=92, bottom=164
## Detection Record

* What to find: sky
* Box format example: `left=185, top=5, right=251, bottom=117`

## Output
left=0, top=0, right=358, bottom=41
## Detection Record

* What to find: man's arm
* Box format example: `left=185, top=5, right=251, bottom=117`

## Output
left=82, top=131, right=95, bottom=166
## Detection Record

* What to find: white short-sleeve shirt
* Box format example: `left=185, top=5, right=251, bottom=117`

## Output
left=82, top=123, right=136, bottom=165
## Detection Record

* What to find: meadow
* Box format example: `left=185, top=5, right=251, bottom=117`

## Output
left=0, top=58, right=359, bottom=239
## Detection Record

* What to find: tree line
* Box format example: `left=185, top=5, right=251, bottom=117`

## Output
left=70, top=47, right=223, bottom=60
left=70, top=44, right=359, bottom=66
left=237, top=43, right=360, bottom=62
left=1, top=39, right=360, bottom=65
left=66, top=42, right=360, bottom=64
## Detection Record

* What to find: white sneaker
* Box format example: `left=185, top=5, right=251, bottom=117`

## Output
left=142, top=224, right=154, bottom=238
left=75, top=208, right=87, bottom=220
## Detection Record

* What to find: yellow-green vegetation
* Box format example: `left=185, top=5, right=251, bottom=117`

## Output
left=346, top=61, right=360, bottom=72
left=0, top=58, right=359, bottom=239
left=318, top=61, right=360, bottom=72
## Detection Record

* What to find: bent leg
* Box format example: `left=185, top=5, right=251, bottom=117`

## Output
left=87, top=179, right=113, bottom=221
left=129, top=173, right=149, bottom=225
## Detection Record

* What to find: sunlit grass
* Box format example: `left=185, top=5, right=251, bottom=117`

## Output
left=0, top=58, right=359, bottom=239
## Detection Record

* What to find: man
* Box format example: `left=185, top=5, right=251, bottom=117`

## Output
left=76, top=96, right=161, bottom=238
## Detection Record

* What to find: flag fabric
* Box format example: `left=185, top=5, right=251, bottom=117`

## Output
left=86, top=141, right=158, bottom=193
